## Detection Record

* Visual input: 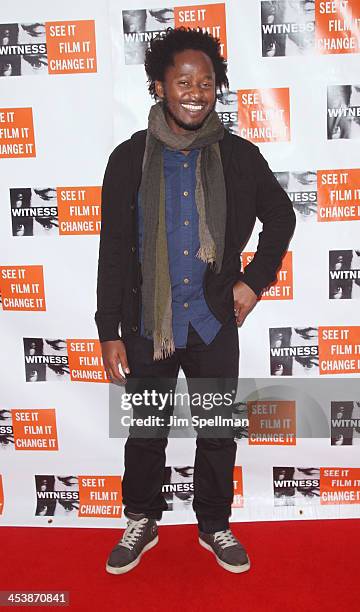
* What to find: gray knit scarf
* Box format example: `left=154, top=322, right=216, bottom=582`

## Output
left=139, top=100, right=226, bottom=360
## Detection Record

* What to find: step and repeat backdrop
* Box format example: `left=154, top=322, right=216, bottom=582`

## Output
left=1, top=0, right=359, bottom=528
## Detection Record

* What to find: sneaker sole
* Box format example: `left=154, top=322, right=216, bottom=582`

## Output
left=198, top=537, right=251, bottom=574
left=105, top=534, right=159, bottom=575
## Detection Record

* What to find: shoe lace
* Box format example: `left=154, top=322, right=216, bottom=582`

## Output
left=119, top=517, right=149, bottom=550
left=213, top=529, right=239, bottom=549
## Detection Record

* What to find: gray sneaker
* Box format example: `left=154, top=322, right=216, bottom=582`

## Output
left=199, top=529, right=250, bottom=573
left=106, top=513, right=158, bottom=574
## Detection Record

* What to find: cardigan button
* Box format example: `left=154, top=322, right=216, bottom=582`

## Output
left=130, top=203, right=135, bottom=210
left=131, top=325, right=138, bottom=332
left=132, top=287, right=138, bottom=293
left=131, top=246, right=136, bottom=253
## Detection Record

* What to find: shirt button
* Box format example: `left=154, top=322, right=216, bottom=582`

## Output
left=184, top=219, right=190, bottom=226
left=183, top=278, right=189, bottom=284
left=183, top=191, right=189, bottom=197
left=183, top=249, right=189, bottom=256
left=183, top=302, right=189, bottom=309
left=183, top=162, right=189, bottom=168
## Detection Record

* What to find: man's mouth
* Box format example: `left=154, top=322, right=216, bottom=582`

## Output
left=181, top=103, right=206, bottom=113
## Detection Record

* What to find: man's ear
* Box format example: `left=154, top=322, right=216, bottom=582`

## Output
left=155, top=80, right=164, bottom=99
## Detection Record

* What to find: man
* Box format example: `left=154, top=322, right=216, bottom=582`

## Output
left=95, top=27, right=296, bottom=575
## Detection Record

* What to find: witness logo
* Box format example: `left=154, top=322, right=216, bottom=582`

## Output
left=35, top=475, right=79, bottom=516
left=0, top=108, right=35, bottom=158
left=122, top=3, right=226, bottom=64
left=318, top=326, right=360, bottom=374
left=237, top=88, right=290, bottom=142
left=269, top=327, right=319, bottom=376
left=329, top=250, right=360, bottom=299
left=11, top=409, right=58, bottom=450
left=216, top=89, right=238, bottom=135
left=261, top=1, right=359, bottom=57
left=163, top=466, right=194, bottom=511
left=0, top=21, right=97, bottom=76
left=320, top=467, right=360, bottom=503
left=273, top=467, right=320, bottom=506
left=10, top=186, right=101, bottom=236
left=261, top=0, right=315, bottom=57
left=331, top=401, right=360, bottom=445
left=0, top=266, right=45, bottom=311
left=35, top=475, right=122, bottom=517
left=0, top=409, right=13, bottom=448
left=274, top=171, right=318, bottom=222
left=327, top=85, right=360, bottom=139
left=23, top=338, right=110, bottom=383
left=318, top=169, right=360, bottom=221
left=162, top=465, right=243, bottom=510
left=242, top=251, right=293, bottom=299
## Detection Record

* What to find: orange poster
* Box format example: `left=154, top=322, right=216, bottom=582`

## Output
left=316, top=0, right=360, bottom=54
left=0, top=108, right=35, bottom=158
left=242, top=251, right=293, bottom=299
left=247, top=401, right=296, bottom=445
left=232, top=466, right=244, bottom=508
left=0, top=266, right=45, bottom=311
left=11, top=409, right=58, bottom=451
left=78, top=476, right=122, bottom=517
left=319, top=326, right=360, bottom=374
left=57, top=186, right=101, bottom=235
left=67, top=339, right=110, bottom=383
left=321, top=467, right=360, bottom=503
left=237, top=88, right=290, bottom=143
left=45, top=20, right=97, bottom=74
left=317, top=168, right=360, bottom=221
left=174, top=3, right=227, bottom=58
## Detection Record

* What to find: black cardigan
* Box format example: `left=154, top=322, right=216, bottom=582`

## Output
left=95, top=128, right=296, bottom=342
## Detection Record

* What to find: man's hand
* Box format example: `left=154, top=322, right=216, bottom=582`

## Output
left=232, top=280, right=258, bottom=326
left=101, top=339, right=130, bottom=384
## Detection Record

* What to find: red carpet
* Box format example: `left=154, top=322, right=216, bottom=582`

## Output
left=1, top=519, right=358, bottom=611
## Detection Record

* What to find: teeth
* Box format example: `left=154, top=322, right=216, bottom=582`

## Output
left=181, top=104, right=204, bottom=111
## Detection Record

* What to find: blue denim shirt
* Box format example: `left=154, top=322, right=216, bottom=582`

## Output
left=138, top=145, right=221, bottom=348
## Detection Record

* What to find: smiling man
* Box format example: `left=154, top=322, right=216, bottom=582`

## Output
left=95, top=27, right=296, bottom=575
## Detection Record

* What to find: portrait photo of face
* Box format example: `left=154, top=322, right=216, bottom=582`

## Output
left=327, top=85, right=360, bottom=140
left=274, top=171, right=317, bottom=222
left=122, top=8, right=174, bottom=65
left=269, top=327, right=318, bottom=376
left=10, top=188, right=59, bottom=236
left=261, top=0, right=315, bottom=57
left=0, top=23, right=48, bottom=77
left=23, top=338, right=70, bottom=382
left=329, top=250, right=360, bottom=299
left=0, top=409, right=14, bottom=449
left=216, top=89, right=239, bottom=135
left=163, top=466, right=194, bottom=511
left=35, top=475, right=79, bottom=516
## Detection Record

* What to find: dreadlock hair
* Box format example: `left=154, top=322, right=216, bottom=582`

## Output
left=144, top=27, right=229, bottom=100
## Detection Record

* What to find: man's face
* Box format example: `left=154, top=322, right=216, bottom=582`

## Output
left=155, top=49, right=216, bottom=134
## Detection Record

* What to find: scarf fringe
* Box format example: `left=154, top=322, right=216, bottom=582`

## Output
left=195, top=245, right=216, bottom=263
left=153, top=335, right=176, bottom=361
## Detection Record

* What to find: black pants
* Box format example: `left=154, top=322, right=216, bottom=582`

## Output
left=121, top=318, right=239, bottom=533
